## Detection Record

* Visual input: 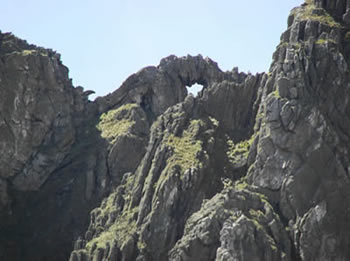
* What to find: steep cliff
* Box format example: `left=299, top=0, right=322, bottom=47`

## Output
left=2, top=0, right=350, bottom=260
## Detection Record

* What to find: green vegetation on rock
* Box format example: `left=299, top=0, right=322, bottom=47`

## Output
left=165, top=119, right=204, bottom=173
left=221, top=178, right=233, bottom=189
left=226, top=133, right=257, bottom=164
left=248, top=209, right=265, bottom=231
left=86, top=207, right=138, bottom=250
left=4, top=49, right=49, bottom=57
left=85, top=173, right=138, bottom=251
left=315, top=38, right=337, bottom=45
left=234, top=178, right=249, bottom=191
left=22, top=50, right=36, bottom=56
left=153, top=119, right=204, bottom=191
left=298, top=3, right=341, bottom=28
left=272, top=89, right=281, bottom=98
left=208, top=116, right=219, bottom=127
left=345, top=32, right=350, bottom=42
left=97, top=103, right=138, bottom=143
left=97, top=191, right=118, bottom=218
left=249, top=209, right=265, bottom=220
left=20, top=49, right=48, bottom=56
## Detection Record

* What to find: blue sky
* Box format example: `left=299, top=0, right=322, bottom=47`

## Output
left=2, top=0, right=303, bottom=99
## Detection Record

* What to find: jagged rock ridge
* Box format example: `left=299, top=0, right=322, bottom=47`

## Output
left=1, top=0, right=350, bottom=260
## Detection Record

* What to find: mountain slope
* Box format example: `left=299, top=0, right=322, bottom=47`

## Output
left=1, top=0, right=350, bottom=260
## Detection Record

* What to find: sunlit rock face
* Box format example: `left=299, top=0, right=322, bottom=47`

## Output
left=2, top=1, right=350, bottom=260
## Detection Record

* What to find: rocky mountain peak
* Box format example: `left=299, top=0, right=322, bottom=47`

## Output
left=312, top=0, right=350, bottom=22
left=2, top=1, right=350, bottom=261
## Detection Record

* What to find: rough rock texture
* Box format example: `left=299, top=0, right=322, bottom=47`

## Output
left=0, top=32, right=107, bottom=260
left=68, top=57, right=264, bottom=261
left=3, top=0, right=350, bottom=260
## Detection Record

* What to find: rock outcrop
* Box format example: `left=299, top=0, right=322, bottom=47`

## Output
left=2, top=0, right=350, bottom=260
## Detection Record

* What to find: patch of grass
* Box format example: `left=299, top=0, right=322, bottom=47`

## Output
left=248, top=209, right=266, bottom=231
left=165, top=119, right=204, bottom=174
left=293, top=42, right=302, bottom=50
left=226, top=133, right=257, bottom=163
left=112, top=207, right=138, bottom=244
left=298, top=3, right=341, bottom=28
left=345, top=31, right=350, bottom=42
left=209, top=116, right=219, bottom=127
left=234, top=176, right=250, bottom=191
left=256, top=110, right=265, bottom=121
left=221, top=178, right=233, bottom=189
left=278, top=42, right=289, bottom=48
left=315, top=38, right=337, bottom=45
left=315, top=38, right=327, bottom=45
left=97, top=103, right=137, bottom=144
left=272, top=89, right=281, bottom=98
left=249, top=209, right=265, bottom=219
left=267, top=234, right=278, bottom=252
left=86, top=207, right=138, bottom=250
left=98, top=191, right=118, bottom=218
left=252, top=191, right=271, bottom=209
left=98, top=174, right=135, bottom=218
left=248, top=209, right=277, bottom=251
left=22, top=50, right=36, bottom=56
left=249, top=216, right=264, bottom=231
left=234, top=180, right=249, bottom=191
left=153, top=119, right=204, bottom=190
left=137, top=239, right=147, bottom=250
left=122, top=174, right=135, bottom=203
left=20, top=49, right=48, bottom=56
left=85, top=169, right=138, bottom=251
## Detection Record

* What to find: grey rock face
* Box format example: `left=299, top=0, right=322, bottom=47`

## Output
left=0, top=32, right=107, bottom=260
left=0, top=33, right=75, bottom=191
left=3, top=1, right=350, bottom=260
left=69, top=59, right=264, bottom=261
left=0, top=31, right=263, bottom=260
left=95, top=54, right=224, bottom=117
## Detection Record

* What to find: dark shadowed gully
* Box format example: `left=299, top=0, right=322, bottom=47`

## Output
left=1, top=0, right=350, bottom=260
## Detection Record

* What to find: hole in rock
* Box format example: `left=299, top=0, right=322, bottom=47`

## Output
left=186, top=83, right=204, bottom=97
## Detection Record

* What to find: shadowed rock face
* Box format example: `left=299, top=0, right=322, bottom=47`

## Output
left=2, top=0, right=350, bottom=260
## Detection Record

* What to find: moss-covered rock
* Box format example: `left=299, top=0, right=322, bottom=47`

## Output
left=164, top=119, right=204, bottom=175
left=97, top=103, right=138, bottom=144
left=6, top=2, right=350, bottom=259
